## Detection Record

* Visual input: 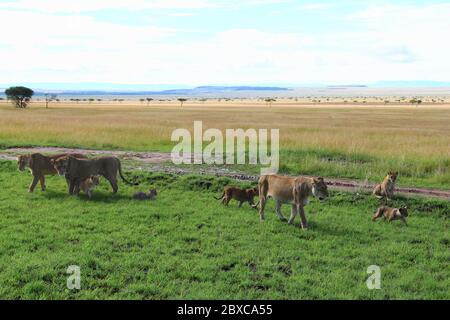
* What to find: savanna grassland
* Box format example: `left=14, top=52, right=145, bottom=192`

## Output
left=0, top=160, right=448, bottom=299
left=0, top=101, right=449, bottom=189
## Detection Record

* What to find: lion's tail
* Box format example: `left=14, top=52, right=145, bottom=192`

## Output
left=214, top=191, right=225, bottom=200
left=117, top=159, right=139, bottom=185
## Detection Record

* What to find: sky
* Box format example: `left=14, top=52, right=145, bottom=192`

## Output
left=0, top=0, right=450, bottom=88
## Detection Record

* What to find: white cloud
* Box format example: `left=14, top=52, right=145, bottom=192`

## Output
left=0, top=0, right=216, bottom=13
left=0, top=1, right=449, bottom=84
left=168, top=12, right=195, bottom=17
left=300, top=3, right=332, bottom=10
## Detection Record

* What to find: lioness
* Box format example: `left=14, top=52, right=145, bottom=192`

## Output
left=52, top=156, right=136, bottom=194
left=214, top=186, right=258, bottom=208
left=257, top=174, right=328, bottom=230
left=78, top=175, right=101, bottom=199
left=17, top=153, right=86, bottom=192
left=372, top=205, right=408, bottom=226
left=373, top=171, right=398, bottom=200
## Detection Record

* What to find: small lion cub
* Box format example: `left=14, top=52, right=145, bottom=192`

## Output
left=215, top=186, right=258, bottom=208
left=372, top=205, right=408, bottom=226
left=133, top=188, right=157, bottom=200
left=79, top=175, right=101, bottom=199
left=373, top=171, right=398, bottom=200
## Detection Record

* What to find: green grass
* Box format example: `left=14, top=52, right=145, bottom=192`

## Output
left=0, top=160, right=448, bottom=299
left=1, top=103, right=449, bottom=190
left=278, top=149, right=450, bottom=190
left=194, top=148, right=450, bottom=189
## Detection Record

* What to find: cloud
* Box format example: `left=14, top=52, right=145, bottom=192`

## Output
left=0, top=1, right=449, bottom=84
left=0, top=0, right=216, bottom=13
left=300, top=3, right=332, bottom=10
left=168, top=12, right=195, bottom=17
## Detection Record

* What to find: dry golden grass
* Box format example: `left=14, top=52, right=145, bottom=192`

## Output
left=0, top=100, right=449, bottom=188
left=0, top=101, right=448, bottom=157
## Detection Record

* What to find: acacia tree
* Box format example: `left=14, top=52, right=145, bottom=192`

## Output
left=5, top=86, right=34, bottom=108
left=410, top=98, right=422, bottom=106
left=265, top=98, right=276, bottom=107
left=44, top=93, right=57, bottom=108
left=146, top=98, right=153, bottom=106
left=177, top=98, right=187, bottom=107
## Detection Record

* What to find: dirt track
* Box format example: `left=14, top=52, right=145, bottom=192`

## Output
left=2, top=146, right=449, bottom=200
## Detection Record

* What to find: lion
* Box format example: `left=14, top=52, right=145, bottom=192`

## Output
left=214, top=186, right=258, bottom=208
left=372, top=205, right=408, bottom=226
left=373, top=171, right=398, bottom=200
left=52, top=155, right=137, bottom=195
left=257, top=174, right=328, bottom=230
left=133, top=188, right=157, bottom=200
left=17, top=153, right=86, bottom=192
left=78, top=175, right=101, bottom=199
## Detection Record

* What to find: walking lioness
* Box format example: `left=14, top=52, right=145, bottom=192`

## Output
left=52, top=155, right=137, bottom=194
left=17, top=153, right=86, bottom=192
left=257, top=174, right=328, bottom=229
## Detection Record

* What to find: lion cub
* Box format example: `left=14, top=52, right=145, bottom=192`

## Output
left=372, top=205, right=408, bottom=225
left=373, top=171, right=398, bottom=200
left=79, top=175, right=100, bottom=199
left=215, top=186, right=258, bottom=208
left=133, top=188, right=157, bottom=200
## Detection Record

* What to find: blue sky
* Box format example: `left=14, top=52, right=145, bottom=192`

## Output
left=0, top=0, right=449, bottom=87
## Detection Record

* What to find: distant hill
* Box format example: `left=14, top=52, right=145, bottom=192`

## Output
left=373, top=81, right=450, bottom=87
left=0, top=86, right=290, bottom=96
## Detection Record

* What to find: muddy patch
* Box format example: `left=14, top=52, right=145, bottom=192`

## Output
left=1, top=146, right=449, bottom=200
left=3, top=147, right=171, bottom=164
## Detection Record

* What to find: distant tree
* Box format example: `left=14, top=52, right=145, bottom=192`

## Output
left=146, top=98, right=153, bottom=106
left=88, top=98, right=95, bottom=103
left=409, top=98, right=422, bottom=106
left=5, top=86, right=34, bottom=108
left=97, top=98, right=102, bottom=102
left=265, top=98, right=276, bottom=107
left=139, top=98, right=145, bottom=104
left=384, top=100, right=390, bottom=104
left=177, top=98, right=187, bottom=107
left=44, top=93, right=57, bottom=108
